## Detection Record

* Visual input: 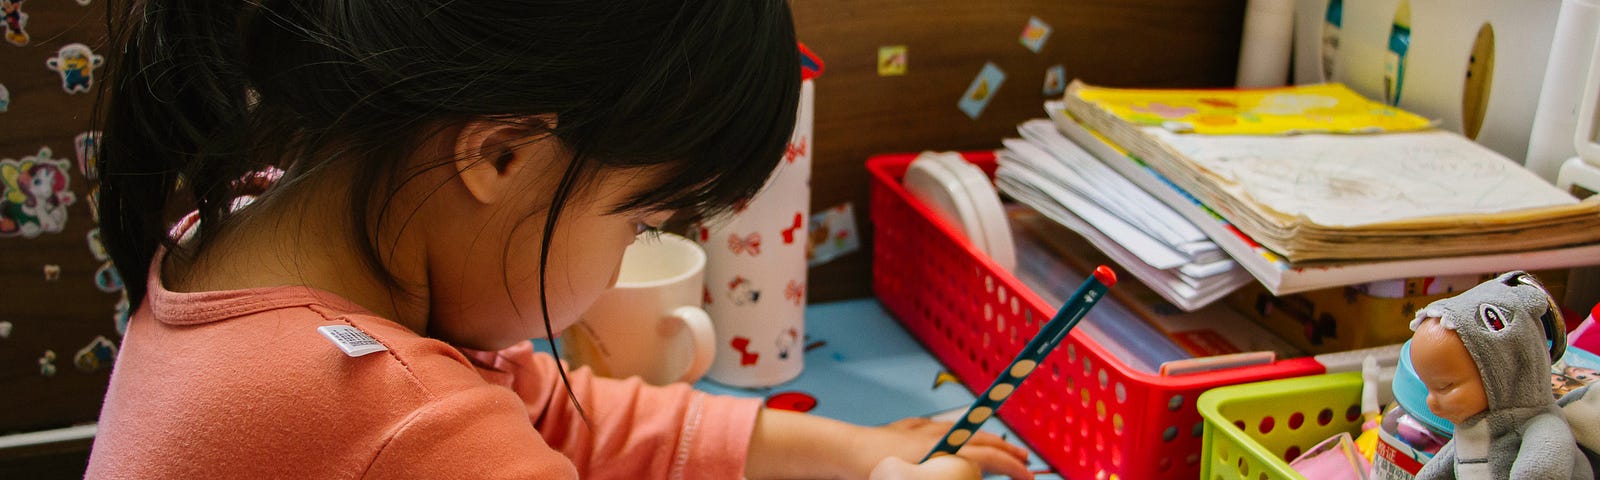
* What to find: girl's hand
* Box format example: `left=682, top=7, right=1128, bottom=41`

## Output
left=869, top=456, right=980, bottom=480
left=849, top=417, right=1033, bottom=480
left=744, top=409, right=1034, bottom=480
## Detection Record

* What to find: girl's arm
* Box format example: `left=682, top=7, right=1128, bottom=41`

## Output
left=745, top=409, right=1033, bottom=480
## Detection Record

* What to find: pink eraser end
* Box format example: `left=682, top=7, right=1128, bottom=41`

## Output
left=1093, top=265, right=1116, bottom=286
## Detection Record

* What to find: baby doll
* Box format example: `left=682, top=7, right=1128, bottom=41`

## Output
left=1408, top=271, right=1592, bottom=479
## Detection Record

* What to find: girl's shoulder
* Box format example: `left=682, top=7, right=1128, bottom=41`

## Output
left=89, top=288, right=538, bottom=478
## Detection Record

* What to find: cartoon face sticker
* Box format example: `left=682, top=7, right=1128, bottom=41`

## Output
left=46, top=43, right=106, bottom=95
left=1553, top=373, right=1586, bottom=398
left=775, top=327, right=800, bottom=360
left=73, top=336, right=118, bottom=373
left=1565, top=365, right=1600, bottom=385
left=0, top=82, right=9, bottom=112
left=1, top=147, right=77, bottom=238
left=94, top=261, right=124, bottom=293
left=3, top=0, right=28, bottom=46
left=727, top=276, right=761, bottom=305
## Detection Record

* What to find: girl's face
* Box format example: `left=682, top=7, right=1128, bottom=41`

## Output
left=421, top=134, right=676, bottom=351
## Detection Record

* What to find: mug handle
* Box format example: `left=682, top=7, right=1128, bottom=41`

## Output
left=668, top=306, right=717, bottom=384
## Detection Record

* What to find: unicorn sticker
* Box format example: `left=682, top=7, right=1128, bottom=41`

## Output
left=46, top=43, right=105, bottom=94
left=1, top=147, right=76, bottom=238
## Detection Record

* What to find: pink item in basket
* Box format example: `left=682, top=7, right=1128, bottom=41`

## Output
left=1571, top=304, right=1600, bottom=354
left=1289, top=432, right=1371, bottom=480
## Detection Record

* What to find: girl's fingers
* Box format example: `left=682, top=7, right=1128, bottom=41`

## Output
left=962, top=430, right=1030, bottom=462
left=956, top=445, right=1035, bottom=480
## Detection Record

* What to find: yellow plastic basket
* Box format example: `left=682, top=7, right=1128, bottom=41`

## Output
left=1198, top=372, right=1366, bottom=480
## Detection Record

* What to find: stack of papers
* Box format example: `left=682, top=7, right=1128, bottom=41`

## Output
left=995, top=119, right=1252, bottom=311
left=1061, top=80, right=1600, bottom=264
left=1046, top=101, right=1600, bottom=295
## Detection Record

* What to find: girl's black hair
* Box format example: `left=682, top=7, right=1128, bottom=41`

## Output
left=95, top=0, right=799, bottom=415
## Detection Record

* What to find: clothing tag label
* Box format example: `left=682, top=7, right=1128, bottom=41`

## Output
left=317, top=325, right=387, bottom=357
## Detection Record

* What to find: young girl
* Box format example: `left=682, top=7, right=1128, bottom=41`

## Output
left=84, top=1, right=1032, bottom=478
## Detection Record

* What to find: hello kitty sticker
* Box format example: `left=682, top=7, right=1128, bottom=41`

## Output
left=1, top=147, right=76, bottom=238
left=46, top=43, right=105, bottom=95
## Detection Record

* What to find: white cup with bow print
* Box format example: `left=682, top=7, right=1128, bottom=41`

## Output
left=697, top=80, right=814, bottom=388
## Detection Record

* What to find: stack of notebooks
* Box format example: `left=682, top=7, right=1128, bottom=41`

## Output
left=1034, top=81, right=1600, bottom=295
left=997, top=120, right=1253, bottom=311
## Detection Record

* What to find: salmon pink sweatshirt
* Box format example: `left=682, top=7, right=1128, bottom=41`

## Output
left=86, top=254, right=761, bottom=479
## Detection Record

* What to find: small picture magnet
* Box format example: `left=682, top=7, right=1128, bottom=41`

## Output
left=0, top=320, right=12, bottom=338
left=74, top=131, right=100, bottom=180
left=877, top=45, right=907, bottom=76
left=1043, top=64, right=1066, bottom=97
left=2, top=147, right=77, bottom=238
left=807, top=202, right=861, bottom=266
left=0, top=82, right=9, bottom=112
left=958, top=62, right=1006, bottom=120
left=46, top=43, right=105, bottom=95
left=3, top=0, right=28, bottom=47
left=73, top=335, right=117, bottom=372
left=1019, top=16, right=1052, bottom=53
left=43, top=263, right=59, bottom=281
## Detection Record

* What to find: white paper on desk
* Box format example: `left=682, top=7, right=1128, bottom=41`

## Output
left=1017, top=120, right=1209, bottom=245
left=1179, top=257, right=1236, bottom=279
left=1003, top=139, right=1191, bottom=250
left=998, top=171, right=1253, bottom=310
left=997, top=159, right=1189, bottom=269
left=1001, top=140, right=1185, bottom=249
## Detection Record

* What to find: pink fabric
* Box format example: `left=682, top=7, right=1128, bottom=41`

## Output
left=87, top=253, right=760, bottom=479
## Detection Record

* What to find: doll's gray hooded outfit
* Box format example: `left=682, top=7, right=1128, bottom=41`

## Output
left=1411, top=271, right=1592, bottom=480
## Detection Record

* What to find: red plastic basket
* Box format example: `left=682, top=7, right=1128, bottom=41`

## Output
left=868, top=151, right=1327, bottom=479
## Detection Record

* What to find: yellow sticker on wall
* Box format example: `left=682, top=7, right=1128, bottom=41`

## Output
left=878, top=45, right=907, bottom=76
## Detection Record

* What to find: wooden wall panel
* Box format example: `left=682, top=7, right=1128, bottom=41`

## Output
left=794, top=0, right=1247, bottom=301
left=0, top=0, right=116, bottom=437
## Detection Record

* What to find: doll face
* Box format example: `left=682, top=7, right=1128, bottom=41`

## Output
left=1411, top=317, right=1490, bottom=425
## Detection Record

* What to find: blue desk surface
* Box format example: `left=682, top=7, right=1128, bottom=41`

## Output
left=694, top=299, right=1061, bottom=479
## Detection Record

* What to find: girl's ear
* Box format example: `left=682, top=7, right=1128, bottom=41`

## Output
left=453, top=116, right=558, bottom=204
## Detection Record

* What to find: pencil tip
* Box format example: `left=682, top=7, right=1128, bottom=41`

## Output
left=1092, top=265, right=1116, bottom=286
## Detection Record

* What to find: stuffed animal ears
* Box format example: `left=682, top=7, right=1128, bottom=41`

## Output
left=1408, top=271, right=1567, bottom=362
left=1500, top=271, right=1567, bottom=362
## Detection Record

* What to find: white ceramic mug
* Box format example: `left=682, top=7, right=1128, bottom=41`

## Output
left=560, top=233, right=716, bottom=385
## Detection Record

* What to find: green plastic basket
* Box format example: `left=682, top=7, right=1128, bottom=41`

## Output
left=1198, top=372, right=1366, bottom=480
